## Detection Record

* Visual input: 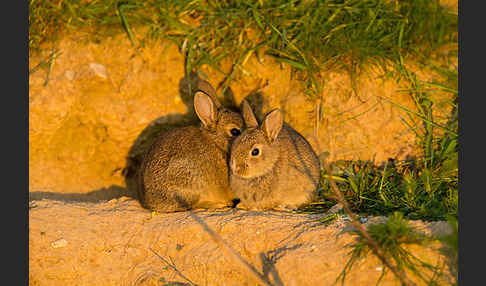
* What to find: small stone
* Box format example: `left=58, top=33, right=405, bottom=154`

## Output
left=64, top=70, right=75, bottom=81
left=89, top=63, right=108, bottom=79
left=29, top=202, right=37, bottom=209
left=359, top=216, right=369, bottom=223
left=375, top=267, right=383, bottom=271
left=51, top=238, right=68, bottom=248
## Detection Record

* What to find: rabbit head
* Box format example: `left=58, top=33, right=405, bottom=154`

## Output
left=194, top=90, right=243, bottom=152
left=230, top=100, right=284, bottom=178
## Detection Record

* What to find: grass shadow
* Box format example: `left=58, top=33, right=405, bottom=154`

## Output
left=259, top=244, right=304, bottom=286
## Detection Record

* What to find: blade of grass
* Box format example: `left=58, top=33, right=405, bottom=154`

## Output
left=117, top=1, right=142, bottom=57
left=378, top=96, right=457, bottom=136
left=400, top=117, right=422, bottom=139
left=30, top=49, right=58, bottom=75
left=43, top=48, right=61, bottom=87
left=337, top=101, right=380, bottom=125
left=378, top=160, right=389, bottom=204
left=273, top=56, right=307, bottom=70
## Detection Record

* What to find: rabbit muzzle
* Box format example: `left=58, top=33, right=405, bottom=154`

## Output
left=230, top=159, right=248, bottom=177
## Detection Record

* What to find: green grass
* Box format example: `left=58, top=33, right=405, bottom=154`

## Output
left=30, top=0, right=456, bottom=79
left=307, top=125, right=457, bottom=221
left=310, top=127, right=457, bottom=221
left=335, top=212, right=450, bottom=286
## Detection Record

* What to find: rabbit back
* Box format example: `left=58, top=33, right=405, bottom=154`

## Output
left=276, top=124, right=320, bottom=207
left=141, top=126, right=236, bottom=212
left=139, top=89, right=243, bottom=213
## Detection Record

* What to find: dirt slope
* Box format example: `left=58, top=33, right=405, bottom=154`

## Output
left=29, top=33, right=454, bottom=195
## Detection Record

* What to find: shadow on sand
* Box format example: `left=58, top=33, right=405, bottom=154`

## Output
left=29, top=185, right=132, bottom=203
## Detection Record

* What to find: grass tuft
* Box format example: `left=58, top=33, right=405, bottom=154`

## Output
left=336, top=212, right=447, bottom=286
left=314, top=135, right=457, bottom=221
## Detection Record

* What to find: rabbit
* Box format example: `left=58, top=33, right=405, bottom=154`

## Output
left=229, top=100, right=321, bottom=210
left=138, top=80, right=244, bottom=213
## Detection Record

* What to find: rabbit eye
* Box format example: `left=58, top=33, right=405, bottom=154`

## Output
left=230, top=128, right=241, bottom=136
left=251, top=148, right=260, bottom=156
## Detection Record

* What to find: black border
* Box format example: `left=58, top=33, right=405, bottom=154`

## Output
left=458, top=0, right=478, bottom=285
left=22, top=1, right=29, bottom=285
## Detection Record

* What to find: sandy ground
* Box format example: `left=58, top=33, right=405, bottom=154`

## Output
left=29, top=197, right=455, bottom=286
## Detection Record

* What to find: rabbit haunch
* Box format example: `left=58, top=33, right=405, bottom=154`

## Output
left=139, top=82, right=244, bottom=212
left=229, top=101, right=321, bottom=210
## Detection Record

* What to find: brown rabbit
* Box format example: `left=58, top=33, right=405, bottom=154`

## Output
left=139, top=82, right=244, bottom=212
left=229, top=101, right=321, bottom=210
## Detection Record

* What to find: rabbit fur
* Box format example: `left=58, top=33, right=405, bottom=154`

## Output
left=229, top=100, right=321, bottom=210
left=139, top=81, right=244, bottom=212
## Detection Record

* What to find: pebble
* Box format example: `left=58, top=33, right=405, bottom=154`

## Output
left=51, top=238, right=68, bottom=249
left=64, top=70, right=75, bottom=81
left=89, top=63, right=108, bottom=79
left=359, top=216, right=369, bottom=223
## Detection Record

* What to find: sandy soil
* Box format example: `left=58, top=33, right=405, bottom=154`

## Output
left=29, top=197, right=455, bottom=286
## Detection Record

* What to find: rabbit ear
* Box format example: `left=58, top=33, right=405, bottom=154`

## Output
left=195, top=79, right=222, bottom=108
left=241, top=100, right=258, bottom=128
left=194, top=91, right=218, bottom=130
left=261, top=109, right=283, bottom=143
